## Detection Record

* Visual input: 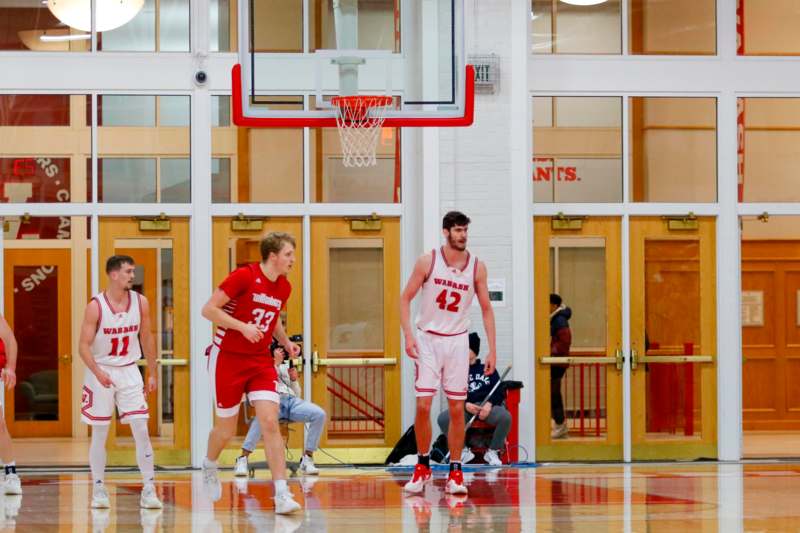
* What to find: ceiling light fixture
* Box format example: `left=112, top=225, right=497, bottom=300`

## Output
left=47, top=0, right=145, bottom=33
left=560, top=0, right=608, bottom=6
left=40, top=34, right=91, bottom=42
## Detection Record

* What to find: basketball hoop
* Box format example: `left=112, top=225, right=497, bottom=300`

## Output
left=331, top=95, right=394, bottom=168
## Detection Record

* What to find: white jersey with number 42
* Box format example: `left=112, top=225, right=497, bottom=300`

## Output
left=416, top=247, right=478, bottom=336
left=91, top=291, right=143, bottom=367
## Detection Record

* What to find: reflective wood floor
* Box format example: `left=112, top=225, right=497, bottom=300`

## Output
left=1, top=462, right=798, bottom=531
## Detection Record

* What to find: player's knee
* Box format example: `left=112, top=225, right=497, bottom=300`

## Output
left=416, top=401, right=432, bottom=417
left=258, top=415, right=280, bottom=434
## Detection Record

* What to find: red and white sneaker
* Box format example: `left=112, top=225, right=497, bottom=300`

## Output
left=403, top=464, right=432, bottom=494
left=445, top=469, right=468, bottom=495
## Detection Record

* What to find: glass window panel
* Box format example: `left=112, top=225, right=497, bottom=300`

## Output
left=740, top=1, right=800, bottom=56
left=531, top=0, right=621, bottom=55
left=98, top=158, right=157, bottom=202
left=252, top=0, right=303, bottom=52
left=160, top=248, right=175, bottom=423
left=211, top=158, right=231, bottom=203
left=210, top=0, right=232, bottom=52
left=644, top=240, right=703, bottom=438
left=0, top=95, right=90, bottom=203
left=98, top=96, right=156, bottom=127
left=550, top=236, right=608, bottom=440
left=100, top=0, right=156, bottom=51
left=739, top=98, right=800, bottom=202
left=211, top=96, right=303, bottom=203
left=629, top=0, right=716, bottom=55
left=98, top=0, right=189, bottom=51
left=159, top=0, right=190, bottom=51
left=629, top=97, right=717, bottom=203
left=533, top=96, right=622, bottom=203
left=310, top=0, right=398, bottom=52
left=212, top=96, right=231, bottom=127
left=98, top=95, right=189, bottom=203
left=159, top=96, right=190, bottom=127
left=329, top=246, right=383, bottom=351
left=160, top=158, right=190, bottom=202
left=0, top=2, right=89, bottom=51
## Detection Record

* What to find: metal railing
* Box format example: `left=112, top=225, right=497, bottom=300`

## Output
left=326, top=366, right=385, bottom=435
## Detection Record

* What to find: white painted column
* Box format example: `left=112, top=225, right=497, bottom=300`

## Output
left=717, top=0, right=743, bottom=461
left=190, top=0, right=213, bottom=468
left=510, top=0, right=534, bottom=461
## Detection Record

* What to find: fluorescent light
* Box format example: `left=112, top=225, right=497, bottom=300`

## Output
left=40, top=33, right=90, bottom=42
left=560, top=0, right=608, bottom=5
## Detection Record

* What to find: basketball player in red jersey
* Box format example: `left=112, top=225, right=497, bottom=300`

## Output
left=201, top=232, right=302, bottom=515
left=78, top=255, right=161, bottom=509
left=0, top=316, right=21, bottom=495
left=400, top=211, right=497, bottom=496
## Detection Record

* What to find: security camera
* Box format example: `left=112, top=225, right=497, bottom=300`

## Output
left=194, top=71, right=208, bottom=85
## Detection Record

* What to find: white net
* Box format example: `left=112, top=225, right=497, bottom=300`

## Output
left=332, top=96, right=394, bottom=168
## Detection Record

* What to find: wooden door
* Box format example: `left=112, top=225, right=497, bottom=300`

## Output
left=534, top=217, right=623, bottom=461
left=630, top=217, right=717, bottom=460
left=310, top=217, right=401, bottom=461
left=4, top=249, right=72, bottom=437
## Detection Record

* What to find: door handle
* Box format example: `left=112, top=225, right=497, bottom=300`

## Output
left=630, top=348, right=638, bottom=371
left=615, top=348, right=624, bottom=371
left=60, top=354, right=72, bottom=364
left=312, top=351, right=319, bottom=373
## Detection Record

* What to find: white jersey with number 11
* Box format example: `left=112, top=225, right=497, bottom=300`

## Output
left=90, top=291, right=143, bottom=367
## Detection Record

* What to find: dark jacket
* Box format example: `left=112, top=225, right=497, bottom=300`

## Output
left=467, top=358, right=505, bottom=406
left=550, top=306, right=572, bottom=356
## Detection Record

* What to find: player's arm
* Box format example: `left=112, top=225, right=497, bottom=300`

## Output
left=474, top=260, right=497, bottom=374
left=400, top=253, right=432, bottom=358
left=78, top=300, right=113, bottom=388
left=201, top=288, right=263, bottom=343
left=0, top=315, right=18, bottom=389
left=139, top=296, right=158, bottom=394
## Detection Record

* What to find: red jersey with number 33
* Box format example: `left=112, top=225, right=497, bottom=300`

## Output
left=91, top=291, right=143, bottom=366
left=214, top=263, right=290, bottom=356
left=416, top=247, right=478, bottom=336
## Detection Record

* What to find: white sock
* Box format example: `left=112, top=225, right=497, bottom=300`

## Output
left=274, top=479, right=288, bottom=495
left=203, top=457, right=217, bottom=469
left=89, top=425, right=110, bottom=485
left=129, top=419, right=155, bottom=485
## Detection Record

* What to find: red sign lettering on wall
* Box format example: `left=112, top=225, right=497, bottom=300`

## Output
left=532, top=157, right=580, bottom=182
left=0, top=158, right=72, bottom=239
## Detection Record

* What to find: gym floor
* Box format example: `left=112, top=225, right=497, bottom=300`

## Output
left=3, top=461, right=799, bottom=531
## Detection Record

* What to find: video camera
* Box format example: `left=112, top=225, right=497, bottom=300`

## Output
left=271, top=334, right=304, bottom=368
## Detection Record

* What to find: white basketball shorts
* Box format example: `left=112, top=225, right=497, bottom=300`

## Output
left=414, top=330, right=469, bottom=401
left=81, top=363, right=149, bottom=426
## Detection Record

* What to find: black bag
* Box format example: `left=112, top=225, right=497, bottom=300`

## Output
left=385, top=425, right=417, bottom=465
left=430, top=433, right=449, bottom=463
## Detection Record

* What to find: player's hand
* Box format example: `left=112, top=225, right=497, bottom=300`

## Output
left=2, top=368, right=15, bottom=389
left=241, top=323, right=264, bottom=343
left=146, top=374, right=158, bottom=395
left=95, top=369, right=114, bottom=388
left=465, top=402, right=479, bottom=415
left=484, top=352, right=497, bottom=375
left=404, top=334, right=419, bottom=359
left=284, top=341, right=301, bottom=358
left=479, top=402, right=492, bottom=420
left=288, top=368, right=299, bottom=381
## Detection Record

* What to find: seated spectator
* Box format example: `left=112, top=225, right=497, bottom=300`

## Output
left=234, top=341, right=326, bottom=476
left=436, top=332, right=511, bottom=466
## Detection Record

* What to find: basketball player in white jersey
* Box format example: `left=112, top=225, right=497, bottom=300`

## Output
left=78, top=255, right=162, bottom=510
left=400, top=211, right=497, bottom=496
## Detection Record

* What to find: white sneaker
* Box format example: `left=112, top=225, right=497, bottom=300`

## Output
left=299, top=455, right=319, bottom=475
left=274, top=491, right=301, bottom=515
left=234, top=477, right=249, bottom=494
left=91, top=483, right=111, bottom=509
left=234, top=455, right=249, bottom=477
left=551, top=423, right=569, bottom=439
left=483, top=449, right=503, bottom=466
left=140, top=484, right=163, bottom=509
left=3, top=474, right=21, bottom=495
left=91, top=508, right=110, bottom=532
left=460, top=448, right=475, bottom=464
left=202, top=459, right=222, bottom=502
